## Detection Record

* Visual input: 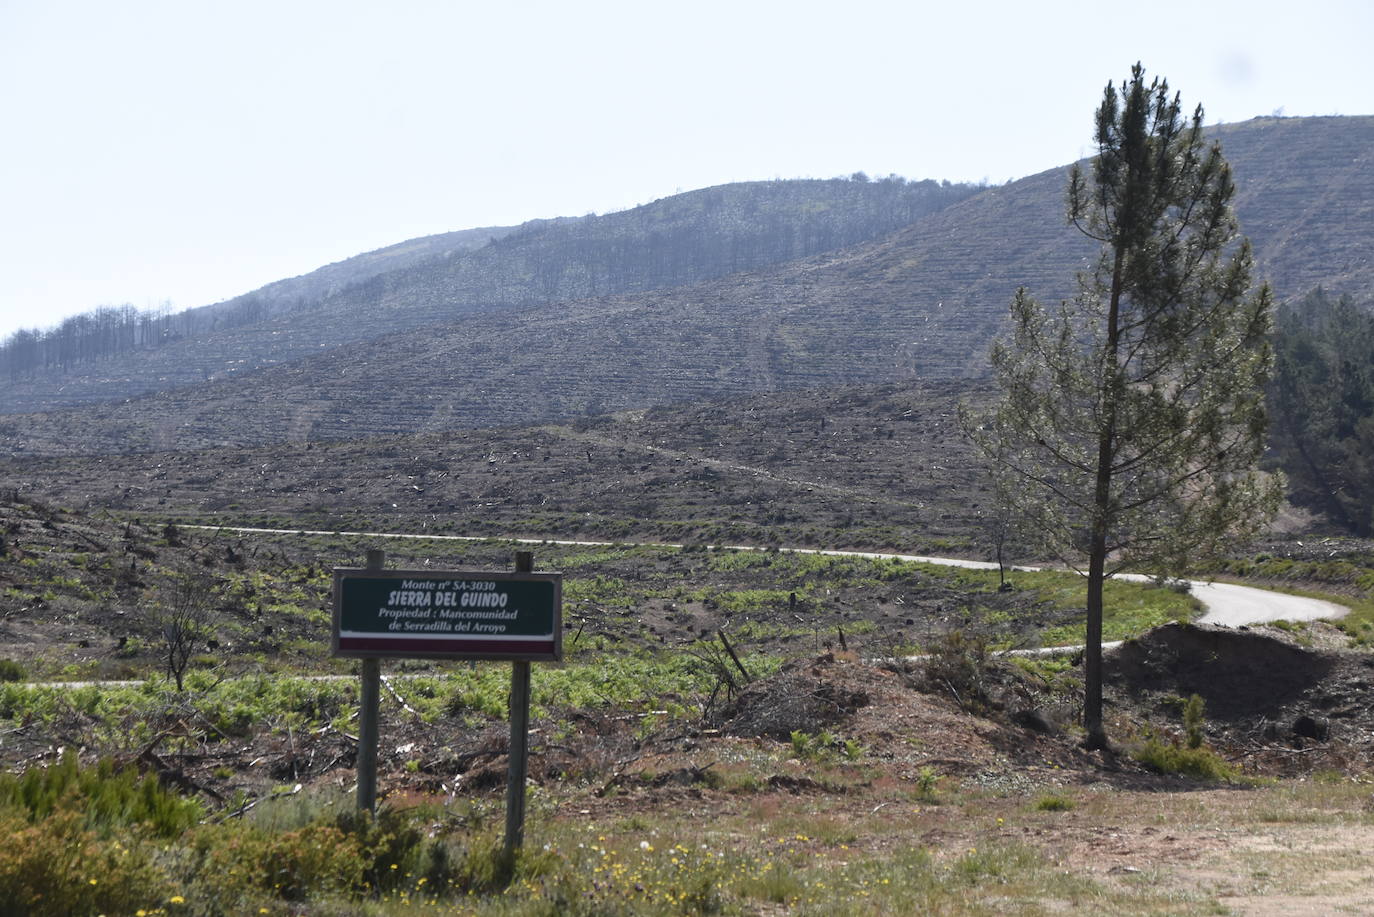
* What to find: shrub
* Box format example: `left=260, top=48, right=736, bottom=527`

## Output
left=1034, top=793, right=1074, bottom=811
left=0, top=660, right=23, bottom=683
left=0, top=749, right=202, bottom=838
left=0, top=807, right=172, bottom=917
left=189, top=821, right=367, bottom=903
left=333, top=804, right=466, bottom=894
left=922, top=630, right=993, bottom=713
left=1132, top=738, right=1236, bottom=780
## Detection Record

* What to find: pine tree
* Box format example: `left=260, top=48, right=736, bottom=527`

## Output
left=963, top=64, right=1281, bottom=748
left=1269, top=288, right=1374, bottom=535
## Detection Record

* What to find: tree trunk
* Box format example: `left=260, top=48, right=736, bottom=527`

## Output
left=1083, top=244, right=1125, bottom=751
left=1082, top=532, right=1108, bottom=750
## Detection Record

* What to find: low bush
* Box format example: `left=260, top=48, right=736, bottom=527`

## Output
left=0, top=808, right=172, bottom=917
left=1132, top=693, right=1235, bottom=780
left=189, top=821, right=367, bottom=904
left=333, top=804, right=485, bottom=894
left=922, top=630, right=993, bottom=713
left=1132, top=737, right=1236, bottom=780
left=0, top=748, right=202, bottom=838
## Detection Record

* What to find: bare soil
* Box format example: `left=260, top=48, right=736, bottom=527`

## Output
left=4, top=482, right=1374, bottom=911
left=1108, top=621, right=1374, bottom=777
left=0, top=381, right=991, bottom=554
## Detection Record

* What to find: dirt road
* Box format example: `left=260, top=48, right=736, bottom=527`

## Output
left=188, top=525, right=1350, bottom=629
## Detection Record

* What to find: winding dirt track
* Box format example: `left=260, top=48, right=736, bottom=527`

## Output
left=187, top=525, right=1350, bottom=629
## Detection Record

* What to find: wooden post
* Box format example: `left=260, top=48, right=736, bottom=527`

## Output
left=504, top=550, right=534, bottom=857
left=357, top=548, right=384, bottom=812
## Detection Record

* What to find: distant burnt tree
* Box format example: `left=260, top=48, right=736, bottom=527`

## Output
left=0, top=294, right=272, bottom=380
left=452, top=177, right=981, bottom=307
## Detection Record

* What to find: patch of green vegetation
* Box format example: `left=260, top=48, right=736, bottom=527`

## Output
left=704, top=548, right=776, bottom=572
left=712, top=588, right=796, bottom=615
left=0, top=748, right=202, bottom=839
left=1009, top=655, right=1074, bottom=679
left=1130, top=695, right=1236, bottom=780
left=1131, top=738, right=1237, bottom=780
left=1036, top=576, right=1200, bottom=646
left=1213, top=552, right=1374, bottom=646
left=1308, top=592, right=1372, bottom=647
left=0, top=674, right=365, bottom=739
left=788, top=729, right=863, bottom=764
left=557, top=544, right=669, bottom=569
left=544, top=650, right=779, bottom=719
left=726, top=619, right=816, bottom=644
left=564, top=574, right=637, bottom=610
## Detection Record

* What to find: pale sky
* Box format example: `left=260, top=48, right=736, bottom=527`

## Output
left=2, top=0, right=1370, bottom=338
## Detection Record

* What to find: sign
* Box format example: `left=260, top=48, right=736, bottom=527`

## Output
left=332, top=568, right=562, bottom=661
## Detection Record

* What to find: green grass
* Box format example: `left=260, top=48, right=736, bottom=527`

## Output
left=1033, top=793, right=1075, bottom=812
left=0, top=787, right=1210, bottom=917
left=1212, top=553, right=1374, bottom=646
left=1285, top=587, right=1370, bottom=646
left=1033, top=575, right=1201, bottom=646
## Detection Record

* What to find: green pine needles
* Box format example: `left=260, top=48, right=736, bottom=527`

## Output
left=964, top=64, right=1281, bottom=747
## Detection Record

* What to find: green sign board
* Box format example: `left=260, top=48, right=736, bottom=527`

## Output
left=332, top=568, right=562, bottom=661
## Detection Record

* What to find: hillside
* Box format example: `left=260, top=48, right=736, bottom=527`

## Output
left=0, top=177, right=975, bottom=412
left=2, top=381, right=986, bottom=551
left=193, top=223, right=520, bottom=321
left=2, top=116, right=1370, bottom=455
left=4, top=116, right=1371, bottom=458
left=1217, top=116, right=1374, bottom=298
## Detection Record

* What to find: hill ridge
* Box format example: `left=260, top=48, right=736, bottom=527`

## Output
left=0, top=177, right=976, bottom=412
left=1, top=115, right=1370, bottom=454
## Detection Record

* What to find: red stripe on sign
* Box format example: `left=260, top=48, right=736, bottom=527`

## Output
left=337, top=636, right=556, bottom=655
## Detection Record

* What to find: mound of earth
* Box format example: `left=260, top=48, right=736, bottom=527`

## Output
left=1107, top=622, right=1338, bottom=720
left=713, top=652, right=1106, bottom=786
left=1107, top=622, right=1374, bottom=773
left=716, top=653, right=882, bottom=740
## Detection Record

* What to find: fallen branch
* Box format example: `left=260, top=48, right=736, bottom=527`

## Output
left=212, top=781, right=303, bottom=822
left=380, top=675, right=422, bottom=719
left=718, top=630, right=752, bottom=684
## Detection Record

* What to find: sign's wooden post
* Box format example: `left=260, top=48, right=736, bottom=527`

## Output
left=357, top=548, right=384, bottom=812
left=504, top=551, right=534, bottom=857
left=330, top=550, right=561, bottom=826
